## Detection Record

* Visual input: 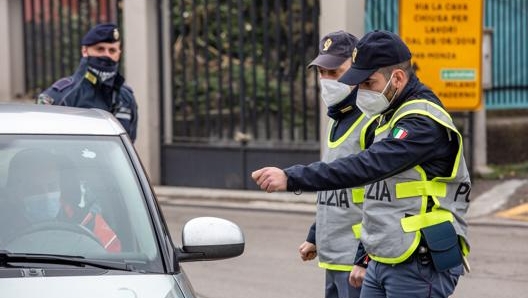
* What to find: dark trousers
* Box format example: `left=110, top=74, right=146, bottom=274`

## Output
left=360, top=258, right=464, bottom=298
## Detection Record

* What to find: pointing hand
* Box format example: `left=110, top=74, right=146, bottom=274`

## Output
left=251, top=167, right=288, bottom=193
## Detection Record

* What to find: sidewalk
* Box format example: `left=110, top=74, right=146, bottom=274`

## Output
left=155, top=178, right=528, bottom=226
left=155, top=185, right=318, bottom=213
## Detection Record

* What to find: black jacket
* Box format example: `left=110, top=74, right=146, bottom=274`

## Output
left=38, top=58, right=138, bottom=142
left=285, top=74, right=459, bottom=192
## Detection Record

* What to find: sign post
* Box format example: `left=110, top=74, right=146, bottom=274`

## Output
left=400, top=0, right=483, bottom=111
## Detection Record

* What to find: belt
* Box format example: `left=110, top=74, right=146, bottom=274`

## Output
left=401, top=245, right=431, bottom=265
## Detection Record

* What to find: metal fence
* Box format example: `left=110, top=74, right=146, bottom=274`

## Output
left=22, top=0, right=122, bottom=98
left=484, top=0, right=528, bottom=109
left=160, top=0, right=323, bottom=188
left=163, top=0, right=321, bottom=145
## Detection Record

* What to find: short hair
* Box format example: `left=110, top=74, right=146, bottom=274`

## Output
left=378, top=60, right=414, bottom=81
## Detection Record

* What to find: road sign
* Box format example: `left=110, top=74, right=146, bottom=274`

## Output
left=400, top=0, right=483, bottom=111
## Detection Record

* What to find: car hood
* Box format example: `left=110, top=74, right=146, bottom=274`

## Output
left=0, top=274, right=193, bottom=298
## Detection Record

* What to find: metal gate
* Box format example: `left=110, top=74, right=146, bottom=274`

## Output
left=159, top=0, right=322, bottom=189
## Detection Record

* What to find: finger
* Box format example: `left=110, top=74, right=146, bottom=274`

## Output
left=260, top=180, right=268, bottom=191
left=267, top=179, right=279, bottom=193
left=349, top=276, right=359, bottom=288
left=349, top=272, right=359, bottom=288
left=251, top=168, right=263, bottom=181
left=262, top=177, right=273, bottom=192
left=256, top=170, right=269, bottom=186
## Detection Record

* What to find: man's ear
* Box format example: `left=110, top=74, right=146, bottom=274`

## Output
left=392, top=69, right=406, bottom=89
left=81, top=46, right=88, bottom=57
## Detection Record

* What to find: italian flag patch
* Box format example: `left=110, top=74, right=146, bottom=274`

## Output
left=392, top=127, right=408, bottom=139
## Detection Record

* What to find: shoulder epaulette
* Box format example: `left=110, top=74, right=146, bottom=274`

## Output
left=51, top=77, right=74, bottom=92
left=122, top=83, right=134, bottom=93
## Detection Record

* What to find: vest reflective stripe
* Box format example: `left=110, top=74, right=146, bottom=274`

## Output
left=352, top=188, right=365, bottom=203
left=93, top=213, right=122, bottom=253
left=362, top=99, right=470, bottom=264
left=316, top=112, right=372, bottom=269
left=395, top=181, right=447, bottom=199
left=318, top=262, right=354, bottom=272
left=460, top=236, right=470, bottom=256
left=400, top=209, right=454, bottom=232
left=352, top=223, right=362, bottom=239
left=390, top=100, right=465, bottom=183
left=328, top=113, right=366, bottom=148
left=371, top=232, right=421, bottom=265
left=360, top=115, right=379, bottom=150
left=81, top=211, right=122, bottom=253
left=355, top=116, right=378, bottom=204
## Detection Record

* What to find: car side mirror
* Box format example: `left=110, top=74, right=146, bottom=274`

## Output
left=177, top=217, right=245, bottom=262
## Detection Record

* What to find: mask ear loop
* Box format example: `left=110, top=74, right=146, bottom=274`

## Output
left=383, top=71, right=402, bottom=103
left=381, top=72, right=395, bottom=95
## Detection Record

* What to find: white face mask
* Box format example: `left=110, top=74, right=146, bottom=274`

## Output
left=319, top=79, right=352, bottom=107
left=23, top=191, right=61, bottom=223
left=356, top=73, right=397, bottom=118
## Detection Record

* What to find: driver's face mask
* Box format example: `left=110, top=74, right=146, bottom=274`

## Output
left=23, top=191, right=61, bottom=223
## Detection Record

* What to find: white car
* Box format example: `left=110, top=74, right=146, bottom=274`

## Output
left=0, top=103, right=244, bottom=298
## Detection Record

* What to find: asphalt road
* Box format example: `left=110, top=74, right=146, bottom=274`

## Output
left=163, top=204, right=323, bottom=298
left=161, top=203, right=528, bottom=298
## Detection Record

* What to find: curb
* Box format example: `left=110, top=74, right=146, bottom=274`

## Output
left=154, top=180, right=528, bottom=226
left=155, top=186, right=317, bottom=214
left=155, top=186, right=317, bottom=204
left=466, top=216, right=528, bottom=228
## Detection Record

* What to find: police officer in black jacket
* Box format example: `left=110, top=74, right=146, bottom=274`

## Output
left=252, top=30, right=471, bottom=298
left=37, top=23, right=138, bottom=142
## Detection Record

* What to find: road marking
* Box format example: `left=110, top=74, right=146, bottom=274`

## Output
left=495, top=203, right=528, bottom=221
left=466, top=179, right=527, bottom=219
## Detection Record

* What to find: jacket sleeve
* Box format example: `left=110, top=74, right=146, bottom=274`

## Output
left=116, top=86, right=138, bottom=143
left=285, top=114, right=454, bottom=192
left=305, top=222, right=316, bottom=244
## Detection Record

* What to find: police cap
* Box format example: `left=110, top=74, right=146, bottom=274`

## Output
left=81, top=23, right=120, bottom=46
left=308, top=30, right=358, bottom=70
left=338, top=30, right=412, bottom=85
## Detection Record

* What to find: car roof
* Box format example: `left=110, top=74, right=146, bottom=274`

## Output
left=0, top=103, right=126, bottom=135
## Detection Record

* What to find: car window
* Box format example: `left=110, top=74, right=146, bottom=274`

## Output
left=0, top=135, right=163, bottom=272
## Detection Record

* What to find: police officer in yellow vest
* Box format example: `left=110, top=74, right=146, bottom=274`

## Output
left=251, top=30, right=471, bottom=298
left=298, top=31, right=376, bottom=298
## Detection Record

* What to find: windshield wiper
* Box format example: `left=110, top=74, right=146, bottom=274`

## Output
left=0, top=251, right=133, bottom=271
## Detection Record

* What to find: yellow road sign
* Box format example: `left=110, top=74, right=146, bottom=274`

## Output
left=400, top=0, right=483, bottom=111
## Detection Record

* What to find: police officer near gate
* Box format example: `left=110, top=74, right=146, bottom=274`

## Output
left=252, top=30, right=471, bottom=298
left=37, top=23, right=138, bottom=143
left=298, top=30, right=377, bottom=298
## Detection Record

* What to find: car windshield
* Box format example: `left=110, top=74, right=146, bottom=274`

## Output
left=0, top=135, right=163, bottom=272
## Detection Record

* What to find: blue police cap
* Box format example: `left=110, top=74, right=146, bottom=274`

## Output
left=338, top=30, right=412, bottom=85
left=81, top=23, right=120, bottom=46
left=308, top=31, right=358, bottom=70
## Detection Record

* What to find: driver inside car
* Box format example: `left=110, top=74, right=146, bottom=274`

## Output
left=2, top=148, right=121, bottom=253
